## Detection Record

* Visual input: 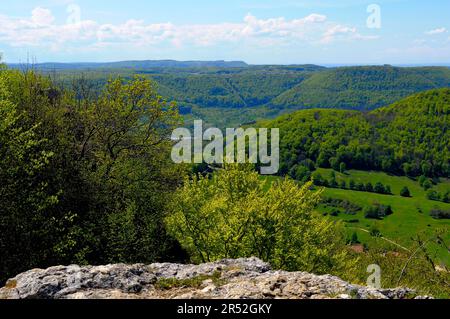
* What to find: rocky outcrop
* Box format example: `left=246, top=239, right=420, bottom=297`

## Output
left=0, top=258, right=427, bottom=299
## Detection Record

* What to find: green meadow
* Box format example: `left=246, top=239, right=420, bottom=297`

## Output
left=262, top=169, right=450, bottom=266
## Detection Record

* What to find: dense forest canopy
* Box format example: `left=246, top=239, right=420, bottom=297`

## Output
left=272, top=66, right=450, bottom=110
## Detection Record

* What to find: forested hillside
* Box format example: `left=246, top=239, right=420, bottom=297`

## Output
left=10, top=63, right=450, bottom=128
left=272, top=66, right=450, bottom=110
left=259, top=88, right=450, bottom=178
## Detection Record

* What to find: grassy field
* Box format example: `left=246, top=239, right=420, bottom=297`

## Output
left=262, top=169, right=450, bottom=266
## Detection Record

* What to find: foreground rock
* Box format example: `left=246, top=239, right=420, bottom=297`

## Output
left=0, top=258, right=426, bottom=299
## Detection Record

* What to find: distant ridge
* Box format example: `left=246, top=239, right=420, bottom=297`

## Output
left=8, top=60, right=248, bottom=70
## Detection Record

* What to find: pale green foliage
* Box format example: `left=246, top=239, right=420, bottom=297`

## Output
left=166, top=164, right=358, bottom=276
left=0, top=71, right=58, bottom=279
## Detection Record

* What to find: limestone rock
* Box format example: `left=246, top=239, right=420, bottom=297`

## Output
left=0, top=257, right=427, bottom=299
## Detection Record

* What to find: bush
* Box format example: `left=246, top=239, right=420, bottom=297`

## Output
left=166, top=164, right=358, bottom=275
left=400, top=186, right=411, bottom=197
left=422, top=179, right=432, bottom=190
left=429, top=208, right=450, bottom=219
left=349, top=232, right=360, bottom=244
left=374, top=182, right=385, bottom=194
left=426, top=190, right=440, bottom=201
left=364, top=203, right=393, bottom=219
left=443, top=192, right=450, bottom=203
left=349, top=179, right=356, bottom=190
left=384, top=185, right=392, bottom=194
left=0, top=71, right=185, bottom=284
left=369, top=227, right=382, bottom=237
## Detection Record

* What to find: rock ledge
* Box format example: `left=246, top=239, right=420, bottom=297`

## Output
left=0, top=258, right=427, bottom=299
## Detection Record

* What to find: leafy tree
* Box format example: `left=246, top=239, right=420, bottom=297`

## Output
left=349, top=179, right=356, bottom=190
left=339, top=162, right=346, bottom=174
left=421, top=162, right=432, bottom=177
left=426, top=190, right=440, bottom=201
left=365, top=182, right=374, bottom=193
left=443, top=192, right=450, bottom=203
left=422, top=179, right=432, bottom=191
left=289, top=165, right=311, bottom=182
left=384, top=185, right=392, bottom=194
left=429, top=208, right=450, bottom=219
left=0, top=71, right=57, bottom=282
left=0, top=70, right=186, bottom=283
left=329, top=171, right=338, bottom=188
left=418, top=175, right=427, bottom=187
left=374, top=182, right=385, bottom=194
left=329, top=157, right=340, bottom=171
left=312, top=172, right=325, bottom=186
left=166, top=164, right=358, bottom=276
left=369, top=226, right=382, bottom=237
left=356, top=182, right=365, bottom=191
left=349, top=232, right=360, bottom=244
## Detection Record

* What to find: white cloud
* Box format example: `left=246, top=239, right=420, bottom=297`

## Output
left=425, top=27, right=447, bottom=35
left=31, top=7, right=55, bottom=25
left=0, top=7, right=375, bottom=53
left=321, top=24, right=379, bottom=43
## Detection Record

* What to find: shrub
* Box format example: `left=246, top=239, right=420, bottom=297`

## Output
left=349, top=179, right=356, bottom=190
left=400, top=186, right=411, bottom=197
left=374, top=182, right=385, bottom=194
left=426, top=190, right=440, bottom=201
left=443, top=192, right=450, bottom=203
left=369, top=227, right=382, bottom=237
left=384, top=185, right=392, bottom=194
left=429, top=208, right=450, bottom=219
left=364, top=206, right=381, bottom=219
left=349, top=232, right=360, bottom=244
left=422, top=179, right=432, bottom=190
left=364, top=203, right=393, bottom=219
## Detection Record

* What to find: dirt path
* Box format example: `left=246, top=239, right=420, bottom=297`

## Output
left=351, top=227, right=411, bottom=252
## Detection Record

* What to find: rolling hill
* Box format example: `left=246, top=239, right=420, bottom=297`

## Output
left=8, top=62, right=450, bottom=128
left=271, top=66, right=450, bottom=110
left=259, top=88, right=450, bottom=178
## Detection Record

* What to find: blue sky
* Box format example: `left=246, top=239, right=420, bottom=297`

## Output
left=1, top=0, right=449, bottom=64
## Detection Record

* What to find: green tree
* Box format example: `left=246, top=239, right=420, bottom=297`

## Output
left=421, top=162, right=432, bottom=177
left=0, top=70, right=185, bottom=283
left=0, top=72, right=57, bottom=282
left=166, top=164, right=358, bottom=276
left=422, top=179, right=432, bottom=191
left=339, top=162, right=346, bottom=174
left=418, top=175, right=427, bottom=186
left=443, top=192, right=450, bottom=203
left=374, top=182, right=385, bottom=194
left=349, top=232, right=360, bottom=244
left=426, top=190, right=440, bottom=201
left=400, top=186, right=411, bottom=197
left=349, top=179, right=356, bottom=190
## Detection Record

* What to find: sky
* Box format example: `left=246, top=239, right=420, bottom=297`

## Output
left=0, top=0, right=449, bottom=65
